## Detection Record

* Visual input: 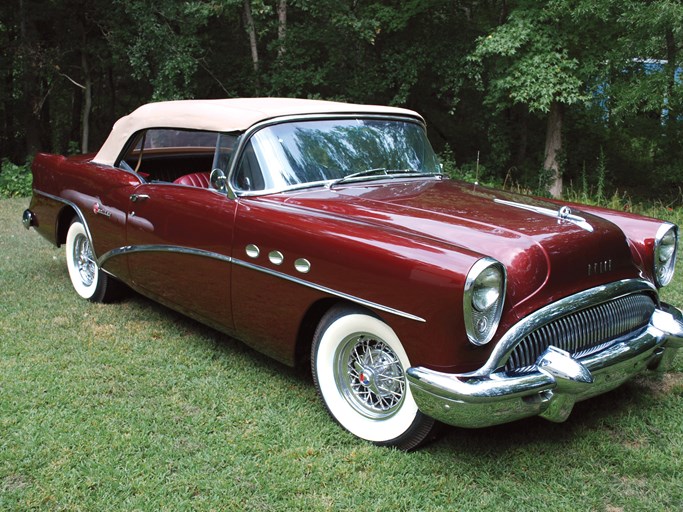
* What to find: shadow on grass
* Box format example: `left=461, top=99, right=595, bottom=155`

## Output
left=119, top=289, right=309, bottom=382
left=428, top=377, right=667, bottom=456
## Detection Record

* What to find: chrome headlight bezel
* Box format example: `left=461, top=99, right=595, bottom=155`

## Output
left=464, top=258, right=507, bottom=346
left=654, top=223, right=678, bottom=288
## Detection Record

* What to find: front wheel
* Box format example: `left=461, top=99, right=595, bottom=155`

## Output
left=312, top=306, right=434, bottom=450
left=65, top=219, right=120, bottom=302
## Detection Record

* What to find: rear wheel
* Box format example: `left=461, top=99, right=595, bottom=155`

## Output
left=312, top=306, right=434, bottom=450
left=65, top=219, right=120, bottom=302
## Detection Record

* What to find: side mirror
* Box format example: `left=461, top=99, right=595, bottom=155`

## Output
left=210, top=168, right=228, bottom=193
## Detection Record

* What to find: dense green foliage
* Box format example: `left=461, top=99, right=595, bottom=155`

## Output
left=0, top=160, right=31, bottom=198
left=1, top=196, right=682, bottom=510
left=2, top=0, right=683, bottom=198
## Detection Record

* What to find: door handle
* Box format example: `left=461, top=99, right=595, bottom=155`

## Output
left=130, top=193, right=150, bottom=202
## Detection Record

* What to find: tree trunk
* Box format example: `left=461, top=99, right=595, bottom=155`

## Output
left=2, top=58, right=15, bottom=160
left=81, top=50, right=91, bottom=154
left=277, top=0, right=287, bottom=58
left=514, top=104, right=528, bottom=167
left=665, top=28, right=676, bottom=121
left=243, top=0, right=259, bottom=81
left=19, top=0, right=41, bottom=159
left=665, top=27, right=678, bottom=151
left=544, top=101, right=563, bottom=198
left=498, top=0, right=508, bottom=24
left=108, top=65, right=116, bottom=125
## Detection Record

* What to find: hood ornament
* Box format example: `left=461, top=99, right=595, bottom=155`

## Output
left=494, top=199, right=594, bottom=232
left=558, top=206, right=572, bottom=219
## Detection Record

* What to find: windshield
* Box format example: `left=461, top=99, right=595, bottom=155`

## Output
left=232, top=118, right=441, bottom=192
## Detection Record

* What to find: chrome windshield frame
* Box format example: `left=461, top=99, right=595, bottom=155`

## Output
left=225, top=113, right=430, bottom=199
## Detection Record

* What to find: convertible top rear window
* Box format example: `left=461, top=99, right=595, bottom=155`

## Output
left=134, top=129, right=219, bottom=150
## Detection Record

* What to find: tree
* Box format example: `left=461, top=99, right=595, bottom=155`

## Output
left=276, top=0, right=286, bottom=58
left=469, top=2, right=592, bottom=197
left=1, top=0, right=681, bottom=203
left=243, top=0, right=260, bottom=85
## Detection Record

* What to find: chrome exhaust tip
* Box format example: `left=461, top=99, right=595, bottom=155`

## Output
left=22, top=209, right=35, bottom=229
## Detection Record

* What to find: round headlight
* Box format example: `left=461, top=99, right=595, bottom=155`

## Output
left=464, top=258, right=506, bottom=346
left=654, top=224, right=678, bottom=288
left=472, top=266, right=502, bottom=311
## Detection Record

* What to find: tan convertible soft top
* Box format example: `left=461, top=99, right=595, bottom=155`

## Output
left=92, top=97, right=422, bottom=166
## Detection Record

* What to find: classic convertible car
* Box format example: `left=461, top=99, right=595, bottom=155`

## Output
left=24, top=98, right=683, bottom=449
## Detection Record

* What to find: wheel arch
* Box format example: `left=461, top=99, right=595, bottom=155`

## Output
left=294, top=298, right=381, bottom=371
left=56, top=205, right=79, bottom=246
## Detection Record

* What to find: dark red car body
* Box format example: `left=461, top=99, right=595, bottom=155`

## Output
left=24, top=98, right=683, bottom=448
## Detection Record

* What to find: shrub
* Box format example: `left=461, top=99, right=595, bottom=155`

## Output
left=0, top=159, right=32, bottom=198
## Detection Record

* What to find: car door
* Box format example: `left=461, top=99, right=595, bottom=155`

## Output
left=125, top=183, right=237, bottom=332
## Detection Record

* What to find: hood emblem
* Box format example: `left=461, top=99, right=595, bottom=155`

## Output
left=494, top=199, right=594, bottom=232
left=558, top=206, right=572, bottom=219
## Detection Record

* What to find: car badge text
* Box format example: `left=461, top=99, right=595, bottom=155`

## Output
left=93, top=203, right=111, bottom=218
left=588, top=259, right=612, bottom=276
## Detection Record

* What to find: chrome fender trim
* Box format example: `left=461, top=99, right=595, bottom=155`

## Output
left=34, top=189, right=96, bottom=257
left=233, top=258, right=426, bottom=323
left=98, top=244, right=233, bottom=266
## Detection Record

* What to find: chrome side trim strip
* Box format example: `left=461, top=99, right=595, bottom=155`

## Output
left=98, top=244, right=233, bottom=267
left=34, top=189, right=97, bottom=257
left=466, top=279, right=658, bottom=377
left=95, top=243, right=425, bottom=323
left=232, top=258, right=426, bottom=323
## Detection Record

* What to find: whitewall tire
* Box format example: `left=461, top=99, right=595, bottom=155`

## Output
left=312, top=306, right=434, bottom=450
left=65, top=219, right=119, bottom=302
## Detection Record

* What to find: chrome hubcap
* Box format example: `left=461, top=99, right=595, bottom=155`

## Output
left=73, top=234, right=96, bottom=286
left=335, top=334, right=405, bottom=419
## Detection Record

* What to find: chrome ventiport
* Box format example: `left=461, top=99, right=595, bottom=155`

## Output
left=269, top=250, right=284, bottom=265
left=245, top=244, right=260, bottom=258
left=294, top=258, right=311, bottom=273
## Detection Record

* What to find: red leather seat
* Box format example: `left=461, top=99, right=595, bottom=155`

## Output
left=173, top=172, right=211, bottom=188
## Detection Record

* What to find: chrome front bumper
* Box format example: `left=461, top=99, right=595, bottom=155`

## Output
left=407, top=303, right=683, bottom=428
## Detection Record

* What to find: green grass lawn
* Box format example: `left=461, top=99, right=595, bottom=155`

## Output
left=1, top=197, right=682, bottom=511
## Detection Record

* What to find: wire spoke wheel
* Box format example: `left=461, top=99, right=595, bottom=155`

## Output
left=73, top=233, right=96, bottom=287
left=312, top=306, right=435, bottom=450
left=65, top=218, right=121, bottom=303
left=337, top=334, right=406, bottom=419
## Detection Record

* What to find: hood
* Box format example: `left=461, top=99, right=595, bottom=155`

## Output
left=274, top=179, right=641, bottom=316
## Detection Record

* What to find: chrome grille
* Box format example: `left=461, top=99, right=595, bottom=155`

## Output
left=504, top=294, right=655, bottom=372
